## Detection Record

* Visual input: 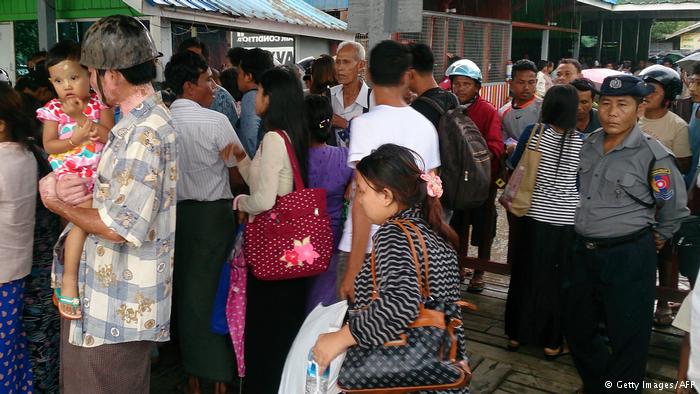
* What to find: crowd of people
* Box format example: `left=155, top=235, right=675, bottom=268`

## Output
left=2, top=12, right=700, bottom=394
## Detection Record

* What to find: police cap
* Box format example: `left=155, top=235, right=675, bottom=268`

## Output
left=600, top=74, right=654, bottom=98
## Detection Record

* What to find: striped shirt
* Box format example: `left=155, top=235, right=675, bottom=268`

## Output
left=524, top=125, right=583, bottom=226
left=170, top=99, right=242, bottom=202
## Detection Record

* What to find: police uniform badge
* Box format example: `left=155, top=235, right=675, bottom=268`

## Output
left=651, top=168, right=673, bottom=200
left=610, top=78, right=622, bottom=89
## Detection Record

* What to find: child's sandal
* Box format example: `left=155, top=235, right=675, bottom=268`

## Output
left=53, top=288, right=82, bottom=320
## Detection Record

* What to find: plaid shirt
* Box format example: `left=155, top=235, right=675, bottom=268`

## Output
left=53, top=93, right=177, bottom=347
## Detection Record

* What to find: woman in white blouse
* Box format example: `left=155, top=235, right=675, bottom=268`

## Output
left=230, top=66, right=310, bottom=393
left=0, top=84, right=41, bottom=392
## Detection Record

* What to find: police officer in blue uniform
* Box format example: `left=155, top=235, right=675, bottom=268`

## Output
left=565, top=75, right=689, bottom=393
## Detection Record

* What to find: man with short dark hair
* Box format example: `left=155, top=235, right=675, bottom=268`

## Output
left=224, top=46, right=247, bottom=70
left=566, top=74, right=688, bottom=393
left=179, top=37, right=208, bottom=59
left=555, top=58, right=583, bottom=85
left=408, top=43, right=459, bottom=129
left=180, top=39, right=239, bottom=136
left=686, top=63, right=700, bottom=185
left=337, top=40, right=440, bottom=301
left=237, top=48, right=274, bottom=157
left=164, top=50, right=241, bottom=393
left=570, top=78, right=601, bottom=135
left=500, top=59, right=541, bottom=155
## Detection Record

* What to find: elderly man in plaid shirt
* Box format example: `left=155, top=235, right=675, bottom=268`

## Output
left=39, top=15, right=176, bottom=393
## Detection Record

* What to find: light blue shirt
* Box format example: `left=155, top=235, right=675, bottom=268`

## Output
left=238, top=89, right=262, bottom=158
left=685, top=103, right=700, bottom=187
left=209, top=85, right=238, bottom=132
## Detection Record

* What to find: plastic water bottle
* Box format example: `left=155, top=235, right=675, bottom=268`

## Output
left=305, top=350, right=329, bottom=394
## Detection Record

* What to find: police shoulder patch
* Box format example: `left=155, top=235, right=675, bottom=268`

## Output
left=651, top=168, right=673, bottom=201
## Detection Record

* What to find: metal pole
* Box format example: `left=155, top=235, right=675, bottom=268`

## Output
left=635, top=17, right=641, bottom=62
left=37, top=0, right=57, bottom=50
left=573, top=15, right=581, bottom=59
left=541, top=29, right=550, bottom=61
left=597, top=15, right=604, bottom=63
left=618, top=19, right=623, bottom=63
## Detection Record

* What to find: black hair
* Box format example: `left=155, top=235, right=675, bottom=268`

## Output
left=258, top=67, right=309, bottom=184
left=304, top=94, right=333, bottom=144
left=570, top=77, right=599, bottom=98
left=541, top=85, right=579, bottom=177
left=239, top=48, right=274, bottom=85
left=558, top=58, right=582, bottom=73
left=369, top=40, right=412, bottom=87
left=512, top=59, right=537, bottom=79
left=29, top=51, right=47, bottom=63
left=310, top=55, right=337, bottom=95
left=117, top=60, right=157, bottom=85
left=164, top=51, right=208, bottom=96
left=0, top=84, right=51, bottom=176
left=178, top=37, right=209, bottom=59
left=46, top=41, right=82, bottom=70
left=227, top=47, right=247, bottom=68
left=541, top=84, right=578, bottom=130
left=356, top=144, right=458, bottom=248
left=219, top=68, right=241, bottom=101
left=15, top=76, right=39, bottom=92
left=693, top=63, right=700, bottom=76
left=408, top=43, right=435, bottom=74
left=537, top=59, right=549, bottom=71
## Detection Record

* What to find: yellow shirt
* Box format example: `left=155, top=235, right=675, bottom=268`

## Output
left=640, top=111, right=691, bottom=158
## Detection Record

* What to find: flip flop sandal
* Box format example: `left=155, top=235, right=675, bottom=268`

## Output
left=507, top=340, right=520, bottom=352
left=53, top=288, right=82, bottom=320
left=544, top=346, right=571, bottom=361
left=467, top=278, right=485, bottom=293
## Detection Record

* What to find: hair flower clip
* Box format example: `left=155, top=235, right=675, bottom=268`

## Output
left=420, top=172, right=443, bottom=198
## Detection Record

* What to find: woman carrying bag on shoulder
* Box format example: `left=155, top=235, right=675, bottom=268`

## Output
left=312, top=144, right=471, bottom=393
left=503, top=85, right=584, bottom=360
left=229, top=66, right=312, bottom=393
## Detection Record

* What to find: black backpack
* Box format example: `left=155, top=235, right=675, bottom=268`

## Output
left=416, top=95, right=491, bottom=210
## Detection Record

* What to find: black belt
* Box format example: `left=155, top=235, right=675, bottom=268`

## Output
left=579, top=227, right=651, bottom=250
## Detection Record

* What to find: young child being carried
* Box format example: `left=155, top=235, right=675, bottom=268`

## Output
left=37, top=41, right=114, bottom=319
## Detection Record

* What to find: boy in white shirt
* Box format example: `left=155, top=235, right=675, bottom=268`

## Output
left=337, top=40, right=441, bottom=300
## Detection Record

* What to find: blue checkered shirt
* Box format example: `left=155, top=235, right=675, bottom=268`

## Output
left=53, top=93, right=177, bottom=347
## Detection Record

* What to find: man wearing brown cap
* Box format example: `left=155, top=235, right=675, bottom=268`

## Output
left=39, top=15, right=177, bottom=393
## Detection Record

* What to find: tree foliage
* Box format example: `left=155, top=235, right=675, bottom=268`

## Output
left=651, top=21, right=695, bottom=41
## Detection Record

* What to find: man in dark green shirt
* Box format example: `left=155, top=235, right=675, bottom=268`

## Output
left=571, top=78, right=601, bottom=136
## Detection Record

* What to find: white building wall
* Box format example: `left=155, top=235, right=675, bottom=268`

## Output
left=296, top=36, right=332, bottom=61
left=0, top=22, right=15, bottom=84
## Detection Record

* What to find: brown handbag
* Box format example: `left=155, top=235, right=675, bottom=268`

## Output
left=337, top=219, right=472, bottom=393
left=498, top=123, right=545, bottom=217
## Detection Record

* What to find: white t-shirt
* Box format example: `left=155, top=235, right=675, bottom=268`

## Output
left=338, top=105, right=441, bottom=253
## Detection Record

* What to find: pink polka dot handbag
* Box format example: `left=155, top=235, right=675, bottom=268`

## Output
left=243, top=130, right=333, bottom=280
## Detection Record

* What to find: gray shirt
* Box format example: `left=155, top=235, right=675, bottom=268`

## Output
left=498, top=97, right=542, bottom=144
left=575, top=125, right=689, bottom=240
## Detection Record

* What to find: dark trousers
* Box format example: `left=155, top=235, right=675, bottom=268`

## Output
left=564, top=231, right=657, bottom=393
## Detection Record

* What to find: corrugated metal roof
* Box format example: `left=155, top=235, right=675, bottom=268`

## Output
left=302, top=0, right=348, bottom=10
left=616, top=0, right=700, bottom=4
left=149, top=0, right=347, bottom=31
